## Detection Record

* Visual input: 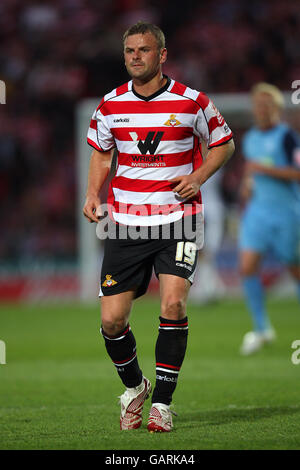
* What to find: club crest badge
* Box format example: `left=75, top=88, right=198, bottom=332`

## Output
left=164, top=114, right=181, bottom=127
left=102, top=275, right=117, bottom=287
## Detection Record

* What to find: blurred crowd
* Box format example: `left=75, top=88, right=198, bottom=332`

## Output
left=0, top=0, right=299, bottom=264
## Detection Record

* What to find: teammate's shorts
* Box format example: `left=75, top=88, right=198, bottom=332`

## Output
left=99, top=215, right=201, bottom=298
left=239, top=202, right=300, bottom=265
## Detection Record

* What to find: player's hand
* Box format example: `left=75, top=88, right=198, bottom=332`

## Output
left=83, top=194, right=102, bottom=223
left=169, top=174, right=200, bottom=199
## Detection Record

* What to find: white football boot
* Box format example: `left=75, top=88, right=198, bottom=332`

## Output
left=147, top=403, right=177, bottom=433
left=240, top=328, right=276, bottom=356
left=119, top=377, right=152, bottom=430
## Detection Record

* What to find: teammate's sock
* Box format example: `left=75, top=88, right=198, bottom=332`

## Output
left=101, top=324, right=143, bottom=388
left=152, top=316, right=188, bottom=406
left=242, top=275, right=270, bottom=332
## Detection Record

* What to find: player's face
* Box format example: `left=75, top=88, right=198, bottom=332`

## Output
left=252, top=92, right=280, bottom=129
left=124, top=33, right=167, bottom=82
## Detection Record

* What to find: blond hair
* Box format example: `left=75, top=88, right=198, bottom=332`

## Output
left=123, top=21, right=165, bottom=51
left=251, top=82, right=285, bottom=108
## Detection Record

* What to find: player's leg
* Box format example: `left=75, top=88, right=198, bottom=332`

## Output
left=148, top=274, right=191, bottom=432
left=100, top=290, right=143, bottom=388
left=239, top=250, right=275, bottom=354
left=240, top=250, right=270, bottom=332
left=100, top=292, right=152, bottom=430
left=99, top=237, right=153, bottom=429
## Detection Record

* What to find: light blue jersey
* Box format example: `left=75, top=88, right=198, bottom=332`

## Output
left=240, top=123, right=300, bottom=264
left=243, top=123, right=300, bottom=213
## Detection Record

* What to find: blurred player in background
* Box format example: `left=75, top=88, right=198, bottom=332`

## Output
left=83, top=21, right=234, bottom=432
left=239, top=83, right=300, bottom=355
left=188, top=169, right=226, bottom=304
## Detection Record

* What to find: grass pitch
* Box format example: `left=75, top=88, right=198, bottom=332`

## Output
left=0, top=296, right=299, bottom=450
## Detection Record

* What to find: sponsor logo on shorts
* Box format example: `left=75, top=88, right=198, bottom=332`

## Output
left=102, top=274, right=117, bottom=287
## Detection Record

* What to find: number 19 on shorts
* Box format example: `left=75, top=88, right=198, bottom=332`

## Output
left=175, top=241, right=197, bottom=266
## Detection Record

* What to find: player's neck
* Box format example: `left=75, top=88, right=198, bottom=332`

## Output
left=132, top=72, right=167, bottom=98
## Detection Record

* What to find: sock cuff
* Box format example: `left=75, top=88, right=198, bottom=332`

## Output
left=158, top=316, right=188, bottom=330
left=101, top=324, right=131, bottom=340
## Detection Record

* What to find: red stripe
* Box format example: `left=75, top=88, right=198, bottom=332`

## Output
left=111, top=126, right=193, bottom=141
left=112, top=198, right=203, bottom=216
left=116, top=82, right=129, bottom=96
left=89, top=119, right=97, bottom=130
left=160, top=322, right=188, bottom=327
left=96, top=97, right=105, bottom=111
left=100, top=100, right=200, bottom=116
left=208, top=116, right=225, bottom=133
left=193, top=135, right=202, bottom=171
left=114, top=352, right=136, bottom=365
left=117, top=150, right=194, bottom=167
left=156, top=362, right=181, bottom=371
left=87, top=137, right=103, bottom=151
left=113, top=176, right=173, bottom=193
left=196, top=92, right=209, bottom=109
left=170, top=81, right=187, bottom=96
left=113, top=201, right=183, bottom=216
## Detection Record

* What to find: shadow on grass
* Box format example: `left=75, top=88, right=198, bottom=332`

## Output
left=180, top=405, right=300, bottom=428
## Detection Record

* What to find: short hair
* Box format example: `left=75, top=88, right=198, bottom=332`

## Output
left=123, top=21, right=166, bottom=50
left=251, top=82, right=285, bottom=108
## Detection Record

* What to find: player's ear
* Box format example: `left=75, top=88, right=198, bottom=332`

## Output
left=160, top=48, right=167, bottom=65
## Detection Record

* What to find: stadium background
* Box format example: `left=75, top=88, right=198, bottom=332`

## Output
left=1, top=0, right=299, bottom=302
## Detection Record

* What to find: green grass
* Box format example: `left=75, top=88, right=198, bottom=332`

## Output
left=0, top=296, right=299, bottom=450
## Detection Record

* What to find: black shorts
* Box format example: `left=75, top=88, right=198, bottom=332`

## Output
left=99, top=216, right=201, bottom=298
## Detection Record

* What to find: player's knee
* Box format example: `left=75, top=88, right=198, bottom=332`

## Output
left=101, top=315, right=127, bottom=336
left=239, top=259, right=258, bottom=277
left=161, top=297, right=186, bottom=320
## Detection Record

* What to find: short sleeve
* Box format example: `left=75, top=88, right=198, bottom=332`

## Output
left=283, top=129, right=300, bottom=168
left=87, top=104, right=115, bottom=152
left=193, top=93, right=233, bottom=148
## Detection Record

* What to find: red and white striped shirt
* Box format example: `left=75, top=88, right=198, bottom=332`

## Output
left=87, top=77, right=232, bottom=226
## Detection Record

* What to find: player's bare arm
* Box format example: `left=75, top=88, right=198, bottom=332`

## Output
left=246, top=161, right=300, bottom=182
left=239, top=168, right=253, bottom=203
left=83, top=149, right=113, bottom=223
left=170, top=139, right=235, bottom=199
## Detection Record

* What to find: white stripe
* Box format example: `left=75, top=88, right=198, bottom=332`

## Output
left=116, top=163, right=193, bottom=180
left=113, top=354, right=137, bottom=367
left=183, top=87, right=200, bottom=101
left=112, top=210, right=184, bottom=226
left=209, top=126, right=230, bottom=146
left=100, top=327, right=131, bottom=341
left=159, top=326, right=189, bottom=330
left=156, top=367, right=179, bottom=375
left=115, top=136, right=194, bottom=155
left=104, top=89, right=117, bottom=101
left=113, top=187, right=186, bottom=205
left=87, top=127, right=99, bottom=146
left=107, top=113, right=195, bottom=128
